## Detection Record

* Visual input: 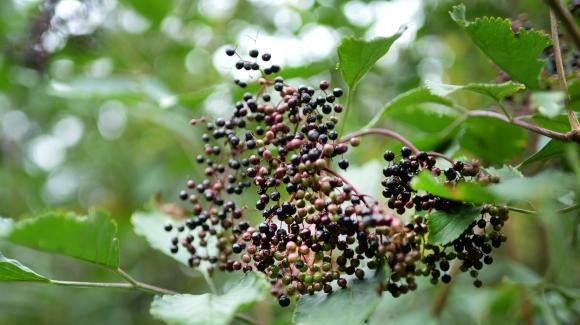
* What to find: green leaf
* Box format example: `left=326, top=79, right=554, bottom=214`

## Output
left=150, top=272, right=268, bottom=325
left=293, top=277, right=382, bottom=325
left=520, top=140, right=566, bottom=167
left=8, top=210, right=120, bottom=269
left=337, top=27, right=405, bottom=90
left=484, top=165, right=524, bottom=181
left=411, top=171, right=496, bottom=204
left=531, top=91, right=566, bottom=118
left=426, top=205, right=482, bottom=245
left=0, top=217, right=13, bottom=238
left=450, top=4, right=551, bottom=89
left=366, top=87, right=453, bottom=128
left=0, top=253, right=49, bottom=282
left=425, top=81, right=525, bottom=102
left=459, top=115, right=527, bottom=163
left=489, top=170, right=576, bottom=203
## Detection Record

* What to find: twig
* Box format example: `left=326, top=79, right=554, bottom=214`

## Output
left=549, top=9, right=580, bottom=131
left=49, top=279, right=175, bottom=295
left=340, top=128, right=420, bottom=153
left=468, top=110, right=580, bottom=143
left=116, top=268, right=178, bottom=295
left=545, top=0, right=580, bottom=51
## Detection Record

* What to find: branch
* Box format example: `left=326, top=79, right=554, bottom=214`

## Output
left=468, top=110, right=580, bottom=143
left=340, top=128, right=420, bottom=153
left=549, top=9, right=580, bottom=131
left=545, top=0, right=580, bottom=51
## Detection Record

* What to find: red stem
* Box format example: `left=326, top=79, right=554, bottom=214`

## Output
left=340, top=128, right=420, bottom=153
left=469, top=110, right=579, bottom=143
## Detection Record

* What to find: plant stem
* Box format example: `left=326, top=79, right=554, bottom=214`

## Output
left=116, top=268, right=178, bottom=295
left=549, top=9, right=580, bottom=131
left=545, top=0, right=580, bottom=51
left=468, top=110, right=580, bottom=143
left=50, top=277, right=176, bottom=295
left=340, top=128, right=420, bottom=153
left=235, top=314, right=259, bottom=325
left=338, top=86, right=355, bottom=138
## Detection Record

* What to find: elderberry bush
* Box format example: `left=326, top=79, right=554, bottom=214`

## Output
left=163, top=48, right=510, bottom=307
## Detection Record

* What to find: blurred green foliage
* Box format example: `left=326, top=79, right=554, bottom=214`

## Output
left=0, top=0, right=579, bottom=324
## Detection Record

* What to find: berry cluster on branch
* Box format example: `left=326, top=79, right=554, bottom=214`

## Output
left=163, top=48, right=508, bottom=307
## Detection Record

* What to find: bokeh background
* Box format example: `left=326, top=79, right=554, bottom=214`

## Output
left=0, top=0, right=579, bottom=324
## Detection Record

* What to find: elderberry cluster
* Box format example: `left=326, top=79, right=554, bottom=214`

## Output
left=163, top=47, right=509, bottom=307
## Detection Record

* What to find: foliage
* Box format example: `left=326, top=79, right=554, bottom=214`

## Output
left=0, top=1, right=579, bottom=325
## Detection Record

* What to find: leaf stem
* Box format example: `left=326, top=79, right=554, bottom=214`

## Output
left=235, top=314, right=259, bottom=325
left=506, top=204, right=580, bottom=215
left=116, top=268, right=178, bottom=295
left=468, top=110, right=580, bottom=143
left=338, top=86, right=355, bottom=138
left=549, top=9, right=580, bottom=131
left=497, top=101, right=513, bottom=121
left=545, top=0, right=580, bottom=51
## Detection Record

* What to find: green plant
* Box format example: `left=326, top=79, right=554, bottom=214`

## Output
left=1, top=2, right=579, bottom=325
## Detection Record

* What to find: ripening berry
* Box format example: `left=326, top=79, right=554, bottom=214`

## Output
left=338, top=159, right=349, bottom=170
left=249, top=49, right=259, bottom=58
left=384, top=150, right=395, bottom=161
left=164, top=223, right=173, bottom=232
left=401, top=146, right=412, bottom=157
left=278, top=295, right=291, bottom=307
left=262, top=53, right=271, bottom=61
left=225, top=48, right=235, bottom=56
left=333, top=88, right=344, bottom=97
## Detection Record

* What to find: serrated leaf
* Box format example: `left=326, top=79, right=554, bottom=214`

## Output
left=293, top=277, right=382, bottom=325
left=338, top=28, right=405, bottom=90
left=531, top=91, right=566, bottom=118
left=427, top=205, right=482, bottom=245
left=411, top=171, right=496, bottom=204
left=450, top=4, right=551, bottom=89
left=150, top=272, right=268, bottom=325
left=366, top=87, right=453, bottom=128
left=520, top=140, right=567, bottom=167
left=0, top=217, right=13, bottom=237
left=425, top=81, right=525, bottom=102
left=0, top=253, right=49, bottom=282
left=8, top=209, right=119, bottom=269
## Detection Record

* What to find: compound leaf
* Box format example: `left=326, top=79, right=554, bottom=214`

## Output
left=450, top=4, right=551, bottom=89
